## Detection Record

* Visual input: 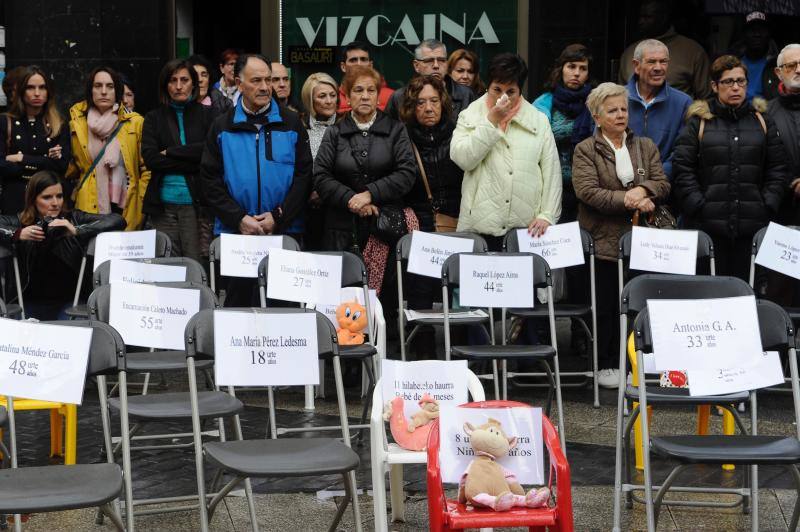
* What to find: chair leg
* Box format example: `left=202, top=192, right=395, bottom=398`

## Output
left=389, top=463, right=405, bottom=523
left=750, top=464, right=759, bottom=532
left=357, top=357, right=376, bottom=444
left=243, top=477, right=259, bottom=531
left=331, top=473, right=354, bottom=532
left=653, top=464, right=690, bottom=527
left=492, top=359, right=500, bottom=400
left=371, top=459, right=389, bottom=532
left=347, top=469, right=363, bottom=532
left=539, top=360, right=556, bottom=418
left=100, top=502, right=126, bottom=532
left=786, top=465, right=800, bottom=530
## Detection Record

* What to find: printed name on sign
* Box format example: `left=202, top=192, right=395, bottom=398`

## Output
left=629, top=226, right=698, bottom=275
left=93, top=230, right=157, bottom=272
left=515, top=222, right=584, bottom=270
left=220, top=234, right=285, bottom=278
left=438, top=406, right=544, bottom=485
left=406, top=231, right=475, bottom=279
left=266, top=248, right=343, bottom=305
left=213, top=311, right=319, bottom=386
left=754, top=222, right=800, bottom=281
left=109, top=282, right=201, bottom=350
left=381, top=359, right=469, bottom=418
left=109, top=260, right=187, bottom=284
left=648, top=295, right=762, bottom=372
left=0, top=319, right=93, bottom=405
left=688, top=351, right=784, bottom=396
left=459, top=254, right=534, bottom=308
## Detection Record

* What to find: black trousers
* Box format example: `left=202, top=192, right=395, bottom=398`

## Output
left=595, top=259, right=620, bottom=370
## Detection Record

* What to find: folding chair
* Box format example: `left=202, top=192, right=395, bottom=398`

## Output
left=0, top=320, right=133, bottom=532
left=630, top=298, right=800, bottom=532
left=617, top=228, right=716, bottom=300
left=65, top=230, right=173, bottom=319
left=612, top=274, right=759, bottom=530
left=185, top=307, right=363, bottom=532
left=88, top=282, right=244, bottom=525
left=749, top=224, right=800, bottom=324
left=395, top=232, right=488, bottom=361
left=426, top=400, right=574, bottom=531
left=370, top=368, right=485, bottom=531
left=504, top=228, right=600, bottom=407
left=258, top=250, right=378, bottom=438
left=442, top=252, right=566, bottom=451
left=207, top=234, right=300, bottom=296
left=0, top=246, right=23, bottom=318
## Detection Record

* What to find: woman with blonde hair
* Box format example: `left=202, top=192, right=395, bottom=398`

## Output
left=448, top=49, right=485, bottom=97
left=0, top=65, right=70, bottom=214
left=300, top=72, right=339, bottom=159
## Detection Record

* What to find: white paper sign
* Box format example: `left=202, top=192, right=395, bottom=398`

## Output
left=629, top=226, right=698, bottom=275
left=755, top=222, right=800, bottom=280
left=439, top=406, right=544, bottom=485
left=459, top=254, right=534, bottom=308
left=213, top=311, right=319, bottom=386
left=407, top=231, right=474, bottom=279
left=109, top=283, right=201, bottom=350
left=648, top=295, right=762, bottom=372
left=688, top=351, right=784, bottom=396
left=316, top=288, right=378, bottom=330
left=266, top=248, right=343, bottom=305
left=381, top=359, right=469, bottom=418
left=93, top=230, right=156, bottom=272
left=0, top=319, right=93, bottom=404
left=515, top=222, right=584, bottom=270
left=109, top=260, right=187, bottom=284
left=220, top=234, right=285, bottom=278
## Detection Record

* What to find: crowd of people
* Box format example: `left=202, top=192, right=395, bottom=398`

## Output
left=0, top=6, right=799, bottom=389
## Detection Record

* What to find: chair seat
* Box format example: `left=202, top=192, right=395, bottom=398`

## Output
left=0, top=463, right=122, bottom=513
left=386, top=443, right=427, bottom=465
left=321, top=343, right=377, bottom=359
left=509, top=303, right=591, bottom=319
left=126, top=351, right=214, bottom=372
left=109, top=391, right=242, bottom=420
left=204, top=438, right=359, bottom=477
left=625, top=385, right=750, bottom=405
left=651, top=435, right=800, bottom=465
left=444, top=500, right=557, bottom=528
left=451, top=344, right=555, bottom=360
left=64, top=304, right=89, bottom=318
left=406, top=310, right=488, bottom=326
left=5, top=303, right=22, bottom=318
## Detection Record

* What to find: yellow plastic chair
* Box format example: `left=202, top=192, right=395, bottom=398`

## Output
left=0, top=396, right=77, bottom=465
left=627, top=333, right=735, bottom=471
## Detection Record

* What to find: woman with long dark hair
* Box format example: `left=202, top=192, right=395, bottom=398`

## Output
left=0, top=65, right=70, bottom=215
left=0, top=170, right=125, bottom=319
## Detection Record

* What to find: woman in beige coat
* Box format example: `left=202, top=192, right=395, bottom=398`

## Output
left=572, top=82, right=670, bottom=388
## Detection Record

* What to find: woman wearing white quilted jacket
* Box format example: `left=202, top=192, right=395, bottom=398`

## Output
left=451, top=53, right=562, bottom=251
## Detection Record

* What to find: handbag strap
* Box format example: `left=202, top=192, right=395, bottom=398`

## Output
left=74, top=121, right=124, bottom=195
left=411, top=142, right=434, bottom=204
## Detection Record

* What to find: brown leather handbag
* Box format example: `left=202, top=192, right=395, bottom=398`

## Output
left=411, top=143, right=458, bottom=232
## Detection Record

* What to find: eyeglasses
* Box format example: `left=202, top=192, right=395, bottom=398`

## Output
left=717, top=77, right=748, bottom=87
left=417, top=57, right=447, bottom=65
left=779, top=61, right=800, bottom=72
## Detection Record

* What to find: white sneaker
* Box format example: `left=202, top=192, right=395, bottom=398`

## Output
left=597, top=368, right=621, bottom=389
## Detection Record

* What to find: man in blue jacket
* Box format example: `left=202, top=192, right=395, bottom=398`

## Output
left=626, top=39, right=692, bottom=180
left=200, top=53, right=312, bottom=304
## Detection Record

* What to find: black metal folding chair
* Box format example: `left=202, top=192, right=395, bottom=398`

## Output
left=207, top=234, right=300, bottom=297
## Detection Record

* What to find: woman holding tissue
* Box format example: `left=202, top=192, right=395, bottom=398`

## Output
left=0, top=170, right=125, bottom=320
left=450, top=53, right=562, bottom=251
left=572, top=82, right=670, bottom=388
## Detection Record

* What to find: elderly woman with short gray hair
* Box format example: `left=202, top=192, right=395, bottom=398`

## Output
left=572, top=81, right=670, bottom=388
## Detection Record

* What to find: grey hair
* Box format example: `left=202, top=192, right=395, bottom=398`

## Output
left=586, top=82, right=629, bottom=117
left=777, top=44, right=800, bottom=68
left=415, top=39, right=446, bottom=60
left=633, top=39, right=669, bottom=62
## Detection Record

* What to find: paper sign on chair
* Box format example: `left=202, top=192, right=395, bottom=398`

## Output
left=381, top=359, right=469, bottom=418
left=407, top=231, right=475, bottom=279
left=459, top=254, right=534, bottom=308
left=109, top=260, right=186, bottom=284
left=220, top=233, right=285, bottom=278
left=754, top=222, right=800, bottom=280
left=515, top=222, right=585, bottom=269
left=629, top=226, right=698, bottom=275
left=266, top=249, right=343, bottom=305
left=0, top=319, right=93, bottom=405
left=93, top=230, right=157, bottom=272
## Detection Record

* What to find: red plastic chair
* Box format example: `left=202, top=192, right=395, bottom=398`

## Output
left=426, top=400, right=574, bottom=531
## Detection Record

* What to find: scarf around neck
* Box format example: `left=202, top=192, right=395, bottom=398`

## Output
left=87, top=105, right=126, bottom=214
left=552, top=82, right=594, bottom=144
left=778, top=82, right=800, bottom=110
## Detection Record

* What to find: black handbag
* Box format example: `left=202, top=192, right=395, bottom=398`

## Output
left=372, top=204, right=407, bottom=243
left=632, top=137, right=677, bottom=230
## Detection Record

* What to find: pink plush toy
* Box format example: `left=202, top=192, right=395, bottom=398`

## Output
left=383, top=393, right=440, bottom=451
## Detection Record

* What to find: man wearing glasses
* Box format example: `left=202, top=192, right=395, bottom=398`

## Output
left=385, top=39, right=476, bottom=120
left=626, top=39, right=691, bottom=180
left=336, top=41, right=395, bottom=115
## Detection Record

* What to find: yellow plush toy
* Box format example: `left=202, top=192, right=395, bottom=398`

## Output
left=335, top=300, right=368, bottom=345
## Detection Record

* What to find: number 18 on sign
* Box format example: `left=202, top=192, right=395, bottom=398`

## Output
left=458, top=254, right=534, bottom=308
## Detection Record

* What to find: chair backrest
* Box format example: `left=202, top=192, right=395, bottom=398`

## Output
left=395, top=231, right=488, bottom=261
left=503, top=227, right=595, bottom=257
left=87, top=281, right=219, bottom=323
left=620, top=274, right=753, bottom=316
left=185, top=307, right=337, bottom=360
left=257, top=250, right=366, bottom=288
left=92, top=256, right=208, bottom=287
left=751, top=224, right=800, bottom=254
left=441, top=252, right=551, bottom=289
left=618, top=229, right=714, bottom=261
left=86, top=230, right=173, bottom=258
left=42, top=319, right=127, bottom=375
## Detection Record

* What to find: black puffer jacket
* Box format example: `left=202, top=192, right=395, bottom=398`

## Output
left=672, top=98, right=788, bottom=239
left=314, top=111, right=416, bottom=250
left=766, top=93, right=800, bottom=225
left=0, top=210, right=126, bottom=299
left=404, top=118, right=463, bottom=219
